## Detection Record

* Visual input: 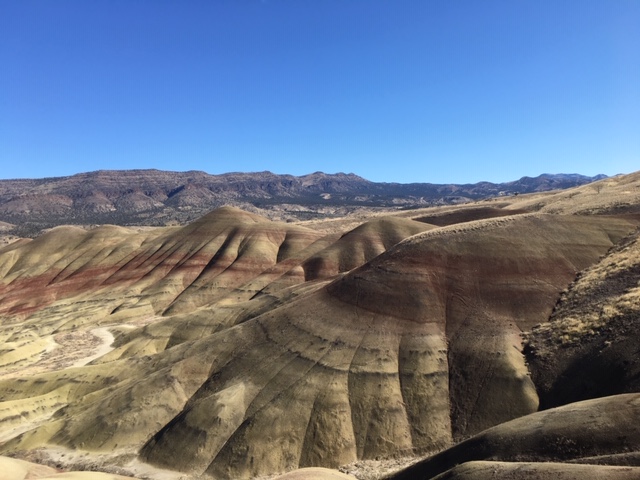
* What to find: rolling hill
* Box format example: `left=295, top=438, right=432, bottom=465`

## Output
left=0, top=171, right=639, bottom=479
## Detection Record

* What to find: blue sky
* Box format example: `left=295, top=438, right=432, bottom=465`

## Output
left=1, top=1, right=638, bottom=184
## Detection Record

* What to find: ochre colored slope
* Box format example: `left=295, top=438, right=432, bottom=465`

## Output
left=92, top=216, right=432, bottom=359
left=0, top=207, right=325, bottom=319
left=0, top=225, right=150, bottom=317
left=0, top=209, right=437, bottom=474
left=123, top=206, right=326, bottom=314
left=298, top=216, right=435, bottom=281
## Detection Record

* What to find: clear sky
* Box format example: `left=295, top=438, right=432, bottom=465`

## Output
left=1, top=1, right=638, bottom=184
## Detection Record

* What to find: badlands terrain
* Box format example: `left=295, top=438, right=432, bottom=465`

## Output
left=0, top=171, right=639, bottom=479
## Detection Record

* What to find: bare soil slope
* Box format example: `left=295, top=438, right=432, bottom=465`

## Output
left=525, top=228, right=640, bottom=409
left=387, top=394, right=640, bottom=480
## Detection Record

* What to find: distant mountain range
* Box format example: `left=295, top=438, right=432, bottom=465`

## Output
left=0, top=169, right=605, bottom=235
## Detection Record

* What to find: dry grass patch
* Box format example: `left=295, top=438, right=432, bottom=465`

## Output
left=524, top=228, right=640, bottom=355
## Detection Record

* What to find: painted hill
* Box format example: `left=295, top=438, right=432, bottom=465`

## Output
left=0, top=171, right=639, bottom=479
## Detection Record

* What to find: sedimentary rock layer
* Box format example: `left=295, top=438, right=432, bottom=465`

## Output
left=1, top=202, right=639, bottom=479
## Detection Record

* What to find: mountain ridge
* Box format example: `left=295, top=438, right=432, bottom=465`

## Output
left=0, top=170, right=605, bottom=236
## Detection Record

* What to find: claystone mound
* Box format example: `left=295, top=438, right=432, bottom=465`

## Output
left=387, top=393, right=640, bottom=480
left=299, top=216, right=434, bottom=281
left=325, top=213, right=639, bottom=438
left=414, top=205, right=528, bottom=226
left=82, top=214, right=434, bottom=359
left=136, top=214, right=638, bottom=478
left=0, top=207, right=325, bottom=317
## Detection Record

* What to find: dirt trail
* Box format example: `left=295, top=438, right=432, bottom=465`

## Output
left=70, top=327, right=115, bottom=368
left=0, top=327, right=115, bottom=380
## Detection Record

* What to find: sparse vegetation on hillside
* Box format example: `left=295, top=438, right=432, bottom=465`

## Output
left=525, top=228, right=640, bottom=353
left=524, top=226, right=640, bottom=410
